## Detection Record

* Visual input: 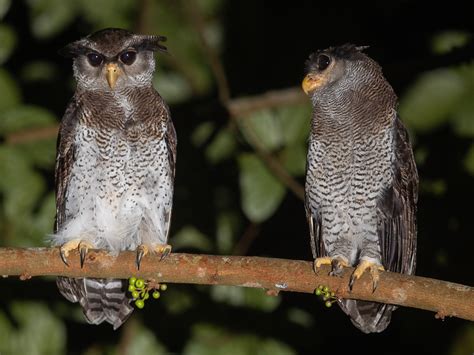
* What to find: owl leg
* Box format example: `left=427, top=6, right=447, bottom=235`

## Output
left=349, top=259, right=385, bottom=292
left=313, top=256, right=349, bottom=276
left=136, top=244, right=172, bottom=269
left=59, top=239, right=95, bottom=268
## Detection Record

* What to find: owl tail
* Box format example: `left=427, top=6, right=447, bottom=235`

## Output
left=57, top=277, right=133, bottom=330
left=338, top=299, right=395, bottom=333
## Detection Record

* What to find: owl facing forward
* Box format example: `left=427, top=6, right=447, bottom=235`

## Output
left=302, top=44, right=418, bottom=333
left=52, top=28, right=177, bottom=329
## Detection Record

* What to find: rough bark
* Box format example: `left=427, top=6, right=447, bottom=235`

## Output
left=1, top=247, right=472, bottom=321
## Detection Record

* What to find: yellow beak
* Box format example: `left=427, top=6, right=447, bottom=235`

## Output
left=302, top=73, right=324, bottom=95
left=106, top=63, right=120, bottom=89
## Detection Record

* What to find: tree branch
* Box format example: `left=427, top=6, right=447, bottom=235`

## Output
left=1, top=248, right=472, bottom=321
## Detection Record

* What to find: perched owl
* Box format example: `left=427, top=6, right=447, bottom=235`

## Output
left=302, top=44, right=418, bottom=333
left=52, top=28, right=177, bottom=329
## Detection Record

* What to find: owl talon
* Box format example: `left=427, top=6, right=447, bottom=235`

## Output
left=59, top=239, right=94, bottom=267
left=157, top=245, right=172, bottom=260
left=136, top=245, right=149, bottom=270
left=349, top=260, right=384, bottom=292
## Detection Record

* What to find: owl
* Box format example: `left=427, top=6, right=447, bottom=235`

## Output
left=302, top=44, right=418, bottom=333
left=52, top=28, right=177, bottom=329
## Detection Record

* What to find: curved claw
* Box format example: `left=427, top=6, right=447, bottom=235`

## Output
left=349, top=260, right=384, bottom=292
left=136, top=245, right=148, bottom=270
left=79, top=242, right=89, bottom=268
left=158, top=245, right=172, bottom=261
left=60, top=249, right=70, bottom=266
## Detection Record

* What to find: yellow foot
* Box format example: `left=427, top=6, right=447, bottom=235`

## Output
left=313, top=256, right=349, bottom=277
left=349, top=260, right=385, bottom=292
left=59, top=239, right=95, bottom=267
left=136, top=244, right=172, bottom=269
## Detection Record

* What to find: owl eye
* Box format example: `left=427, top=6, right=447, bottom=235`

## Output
left=120, top=51, right=137, bottom=65
left=317, top=54, right=331, bottom=71
left=87, top=53, right=104, bottom=67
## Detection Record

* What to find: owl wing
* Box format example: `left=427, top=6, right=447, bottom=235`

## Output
left=305, top=182, right=324, bottom=259
left=163, top=105, right=177, bottom=241
left=377, top=115, right=418, bottom=275
left=54, top=97, right=79, bottom=233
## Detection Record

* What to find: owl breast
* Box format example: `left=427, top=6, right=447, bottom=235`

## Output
left=306, top=122, right=394, bottom=264
left=58, top=122, right=173, bottom=252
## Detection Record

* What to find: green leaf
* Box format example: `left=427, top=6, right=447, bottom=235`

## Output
left=449, top=324, right=474, bottom=355
left=464, top=143, right=474, bottom=176
left=0, top=0, right=10, bottom=19
left=279, top=143, right=307, bottom=176
left=244, top=110, right=283, bottom=151
left=238, top=153, right=285, bottom=222
left=211, top=286, right=280, bottom=312
left=184, top=323, right=296, bottom=355
left=78, top=0, right=136, bottom=31
left=21, top=61, right=57, bottom=82
left=215, top=212, right=238, bottom=254
left=0, top=105, right=57, bottom=135
left=0, top=68, right=21, bottom=112
left=0, top=24, right=16, bottom=64
left=27, top=0, right=77, bottom=39
left=431, top=30, right=471, bottom=54
left=205, top=128, right=237, bottom=163
left=277, top=103, right=311, bottom=145
left=154, top=70, right=194, bottom=104
left=191, top=121, right=215, bottom=147
left=399, top=68, right=466, bottom=132
left=0, top=302, right=66, bottom=355
left=171, top=226, right=213, bottom=252
left=123, top=323, right=168, bottom=355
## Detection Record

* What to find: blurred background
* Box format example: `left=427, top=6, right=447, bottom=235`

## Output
left=0, top=0, right=473, bottom=354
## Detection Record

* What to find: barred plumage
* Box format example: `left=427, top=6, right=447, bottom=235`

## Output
left=53, top=28, right=176, bottom=329
left=303, top=44, right=418, bottom=333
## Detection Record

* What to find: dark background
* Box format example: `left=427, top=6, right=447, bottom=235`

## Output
left=0, top=1, right=473, bottom=354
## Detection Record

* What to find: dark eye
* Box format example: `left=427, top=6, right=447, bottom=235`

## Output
left=86, top=53, right=103, bottom=67
left=317, top=54, right=331, bottom=71
left=120, top=51, right=137, bottom=65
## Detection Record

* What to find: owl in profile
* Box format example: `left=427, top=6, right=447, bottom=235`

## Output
left=52, top=28, right=177, bottom=329
left=302, top=44, right=418, bottom=333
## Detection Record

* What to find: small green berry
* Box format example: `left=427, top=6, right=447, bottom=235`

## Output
left=323, top=295, right=329, bottom=301
left=315, top=289, right=322, bottom=296
left=159, top=284, right=168, bottom=291
left=135, top=299, right=145, bottom=309
left=132, top=291, right=140, bottom=299
left=318, top=285, right=324, bottom=290
left=128, top=285, right=136, bottom=292
left=323, top=286, right=329, bottom=293
left=144, top=292, right=149, bottom=300
left=325, top=300, right=332, bottom=308
left=152, top=291, right=160, bottom=299
left=330, top=292, right=335, bottom=297
left=129, top=277, right=137, bottom=285
left=135, top=279, right=145, bottom=288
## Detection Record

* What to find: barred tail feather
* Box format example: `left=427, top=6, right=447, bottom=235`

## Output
left=338, top=299, right=395, bottom=333
left=57, top=277, right=133, bottom=330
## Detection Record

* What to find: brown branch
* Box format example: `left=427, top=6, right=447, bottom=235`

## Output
left=228, top=87, right=307, bottom=118
left=1, top=247, right=473, bottom=321
left=6, top=125, right=59, bottom=145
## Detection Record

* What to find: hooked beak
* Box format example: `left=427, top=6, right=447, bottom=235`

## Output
left=302, top=73, right=324, bottom=95
left=106, top=63, right=120, bottom=89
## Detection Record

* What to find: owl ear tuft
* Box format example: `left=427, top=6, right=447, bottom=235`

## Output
left=134, top=35, right=168, bottom=53
left=58, top=41, right=89, bottom=58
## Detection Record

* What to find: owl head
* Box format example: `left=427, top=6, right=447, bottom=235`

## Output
left=60, top=28, right=167, bottom=91
left=302, top=44, right=393, bottom=103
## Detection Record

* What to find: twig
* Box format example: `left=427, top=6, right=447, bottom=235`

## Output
left=232, top=222, right=260, bottom=255
left=1, top=247, right=473, bottom=321
left=228, top=87, right=307, bottom=118
left=6, top=125, right=58, bottom=145
left=185, top=0, right=231, bottom=104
